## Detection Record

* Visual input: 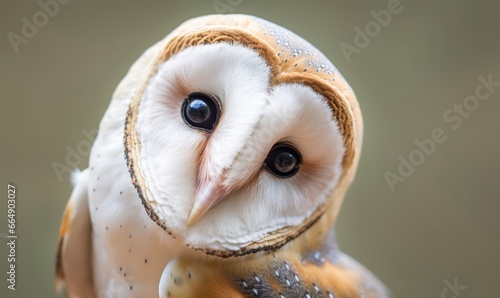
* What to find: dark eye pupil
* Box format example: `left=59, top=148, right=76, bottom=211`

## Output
left=187, top=99, right=211, bottom=124
left=181, top=92, right=220, bottom=131
left=275, top=152, right=297, bottom=173
left=264, top=144, right=302, bottom=178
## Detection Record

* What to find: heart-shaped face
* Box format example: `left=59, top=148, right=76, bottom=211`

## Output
left=124, top=15, right=362, bottom=257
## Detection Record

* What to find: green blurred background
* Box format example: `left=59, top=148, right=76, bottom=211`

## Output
left=1, top=0, right=499, bottom=297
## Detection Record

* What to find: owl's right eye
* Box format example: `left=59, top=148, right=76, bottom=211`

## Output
left=181, top=92, right=220, bottom=132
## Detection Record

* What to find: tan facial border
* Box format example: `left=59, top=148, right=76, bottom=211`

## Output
left=124, top=27, right=355, bottom=257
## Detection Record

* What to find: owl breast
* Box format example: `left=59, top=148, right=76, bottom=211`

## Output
left=87, top=105, right=186, bottom=297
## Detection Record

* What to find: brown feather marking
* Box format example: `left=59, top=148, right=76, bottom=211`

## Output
left=162, top=258, right=245, bottom=298
left=55, top=201, right=73, bottom=291
left=299, top=260, right=361, bottom=297
left=229, top=252, right=364, bottom=297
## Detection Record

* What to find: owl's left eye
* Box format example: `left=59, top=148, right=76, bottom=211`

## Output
left=264, top=144, right=302, bottom=178
left=181, top=92, right=220, bottom=132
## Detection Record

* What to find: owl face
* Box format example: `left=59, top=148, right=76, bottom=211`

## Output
left=124, top=15, right=361, bottom=257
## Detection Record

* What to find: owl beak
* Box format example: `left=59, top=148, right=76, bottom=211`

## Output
left=187, top=180, right=223, bottom=226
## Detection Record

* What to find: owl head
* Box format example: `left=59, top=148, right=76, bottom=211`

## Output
left=118, top=15, right=362, bottom=258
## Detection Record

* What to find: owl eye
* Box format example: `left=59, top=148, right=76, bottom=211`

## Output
left=264, top=144, right=302, bottom=178
left=181, top=92, right=220, bottom=132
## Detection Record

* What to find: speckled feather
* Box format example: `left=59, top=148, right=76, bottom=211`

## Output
left=160, top=230, right=386, bottom=298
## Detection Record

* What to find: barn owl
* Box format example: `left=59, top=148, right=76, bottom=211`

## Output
left=56, top=14, right=389, bottom=298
